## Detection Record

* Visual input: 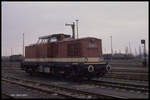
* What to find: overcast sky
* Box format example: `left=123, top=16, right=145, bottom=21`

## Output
left=2, top=2, right=148, bottom=56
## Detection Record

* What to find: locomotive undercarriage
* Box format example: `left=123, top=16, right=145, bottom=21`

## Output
left=22, top=62, right=110, bottom=80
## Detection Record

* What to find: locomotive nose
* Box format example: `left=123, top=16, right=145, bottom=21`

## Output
left=106, top=64, right=111, bottom=72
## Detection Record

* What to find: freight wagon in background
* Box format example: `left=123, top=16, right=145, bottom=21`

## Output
left=9, top=55, right=24, bottom=62
left=22, top=33, right=111, bottom=80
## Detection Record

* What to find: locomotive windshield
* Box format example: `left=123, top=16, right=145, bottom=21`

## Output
left=88, top=43, right=97, bottom=48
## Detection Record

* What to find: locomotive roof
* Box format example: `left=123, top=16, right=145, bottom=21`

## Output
left=58, top=37, right=101, bottom=43
left=39, top=33, right=71, bottom=39
left=28, top=36, right=101, bottom=47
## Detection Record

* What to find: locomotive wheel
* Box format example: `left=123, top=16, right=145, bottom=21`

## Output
left=88, top=65, right=94, bottom=72
left=99, top=72, right=105, bottom=77
left=25, top=67, right=34, bottom=76
left=29, top=72, right=33, bottom=76
left=69, top=71, right=76, bottom=79
left=63, top=71, right=70, bottom=79
left=25, top=68, right=32, bottom=75
left=67, top=68, right=78, bottom=80
left=84, top=76, right=92, bottom=80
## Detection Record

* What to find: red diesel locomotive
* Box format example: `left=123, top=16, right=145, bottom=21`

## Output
left=21, top=33, right=111, bottom=79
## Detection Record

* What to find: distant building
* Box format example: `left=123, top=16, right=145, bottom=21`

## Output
left=103, top=53, right=134, bottom=60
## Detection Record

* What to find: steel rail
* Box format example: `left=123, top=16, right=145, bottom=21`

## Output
left=2, top=76, right=125, bottom=99
left=2, top=92, right=15, bottom=99
left=2, top=78, right=77, bottom=99
left=105, top=73, right=148, bottom=81
left=90, top=80, right=148, bottom=93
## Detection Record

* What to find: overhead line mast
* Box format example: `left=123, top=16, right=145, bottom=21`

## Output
left=65, top=22, right=75, bottom=39
left=23, top=33, right=24, bottom=56
left=75, top=20, right=79, bottom=39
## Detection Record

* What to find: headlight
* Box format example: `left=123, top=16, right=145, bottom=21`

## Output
left=106, top=64, right=111, bottom=72
left=84, top=57, right=88, bottom=62
left=88, top=65, right=94, bottom=72
left=99, top=57, right=103, bottom=62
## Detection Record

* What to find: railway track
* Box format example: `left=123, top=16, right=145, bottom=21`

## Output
left=2, top=71, right=148, bottom=99
left=2, top=68, right=148, bottom=84
left=89, top=79, right=148, bottom=93
left=3, top=68, right=148, bottom=74
left=105, top=73, right=148, bottom=81
left=2, top=80, right=69, bottom=99
left=2, top=77, right=85, bottom=99
left=2, top=68, right=148, bottom=82
left=110, top=69, right=148, bottom=73
left=2, top=75, right=134, bottom=99
left=2, top=92, right=15, bottom=99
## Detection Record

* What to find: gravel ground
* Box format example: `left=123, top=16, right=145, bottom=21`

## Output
left=2, top=81, right=66, bottom=99
left=2, top=72, right=149, bottom=99
left=1, top=94, right=11, bottom=99
left=1, top=61, right=149, bottom=99
left=97, top=77, right=148, bottom=85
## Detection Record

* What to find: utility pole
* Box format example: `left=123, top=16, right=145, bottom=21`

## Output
left=11, top=48, right=13, bottom=56
left=23, top=33, right=24, bottom=57
left=139, top=45, right=141, bottom=57
left=125, top=46, right=129, bottom=60
left=119, top=49, right=121, bottom=54
left=129, top=41, right=132, bottom=55
left=110, top=36, right=113, bottom=60
left=135, top=48, right=137, bottom=57
left=142, top=40, right=146, bottom=57
left=75, top=20, right=79, bottom=39
left=5, top=48, right=7, bottom=56
left=104, top=48, right=106, bottom=53
left=65, top=22, right=75, bottom=39
left=141, top=39, right=146, bottom=66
